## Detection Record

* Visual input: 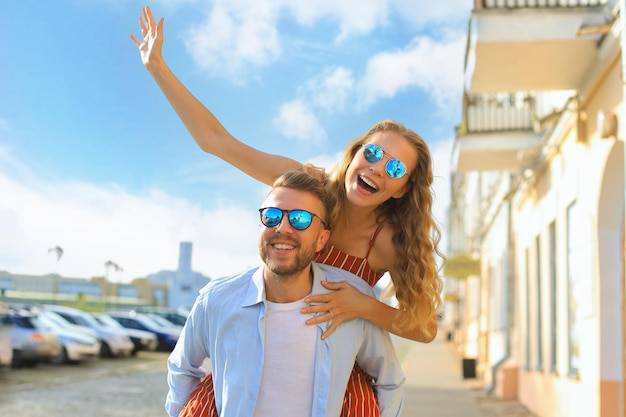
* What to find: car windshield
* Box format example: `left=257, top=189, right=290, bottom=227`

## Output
left=42, top=311, right=74, bottom=328
left=11, top=315, right=37, bottom=329
left=135, top=315, right=163, bottom=328
left=77, top=313, right=101, bottom=328
left=146, top=314, right=177, bottom=328
left=37, top=314, right=62, bottom=330
left=96, top=315, right=124, bottom=329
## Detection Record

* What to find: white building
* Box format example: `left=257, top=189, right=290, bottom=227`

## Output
left=449, top=1, right=624, bottom=416
left=0, top=241, right=210, bottom=311
left=146, top=241, right=211, bottom=310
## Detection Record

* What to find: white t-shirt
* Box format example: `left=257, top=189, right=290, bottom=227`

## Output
left=252, top=296, right=317, bottom=417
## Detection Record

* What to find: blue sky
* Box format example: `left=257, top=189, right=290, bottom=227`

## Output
left=0, top=0, right=470, bottom=283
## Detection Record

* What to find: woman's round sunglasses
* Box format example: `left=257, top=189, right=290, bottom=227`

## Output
left=259, top=207, right=327, bottom=231
left=361, top=143, right=408, bottom=179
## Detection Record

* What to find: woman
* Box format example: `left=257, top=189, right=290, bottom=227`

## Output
left=131, top=6, right=444, bottom=417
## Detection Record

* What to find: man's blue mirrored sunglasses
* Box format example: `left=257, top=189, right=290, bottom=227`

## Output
left=362, top=143, right=408, bottom=179
left=259, top=207, right=327, bottom=231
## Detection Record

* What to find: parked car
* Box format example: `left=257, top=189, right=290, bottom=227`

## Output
left=36, top=311, right=101, bottom=365
left=42, top=305, right=134, bottom=358
left=142, top=313, right=184, bottom=332
left=0, top=303, right=13, bottom=367
left=8, top=312, right=61, bottom=367
left=94, top=313, right=158, bottom=355
left=106, top=311, right=180, bottom=352
left=133, top=307, right=188, bottom=327
left=36, top=309, right=99, bottom=339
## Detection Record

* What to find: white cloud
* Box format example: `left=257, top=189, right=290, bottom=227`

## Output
left=285, top=0, right=391, bottom=41
left=183, top=0, right=393, bottom=76
left=285, top=0, right=470, bottom=42
left=274, top=31, right=465, bottom=135
left=272, top=67, right=353, bottom=141
left=0, top=166, right=261, bottom=283
left=183, top=0, right=282, bottom=80
left=300, top=67, right=355, bottom=112
left=357, top=32, right=466, bottom=113
left=180, top=0, right=469, bottom=81
left=307, top=150, right=343, bottom=173
left=272, top=99, right=327, bottom=142
left=391, top=0, right=472, bottom=28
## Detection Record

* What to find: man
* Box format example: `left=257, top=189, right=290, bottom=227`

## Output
left=166, top=170, right=404, bottom=417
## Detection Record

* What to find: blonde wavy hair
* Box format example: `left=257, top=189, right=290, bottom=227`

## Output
left=324, top=119, right=445, bottom=337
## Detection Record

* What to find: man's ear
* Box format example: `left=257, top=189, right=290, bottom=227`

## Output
left=316, top=229, right=331, bottom=252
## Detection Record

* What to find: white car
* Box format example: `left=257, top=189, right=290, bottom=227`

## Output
left=42, top=305, right=134, bottom=358
left=107, top=311, right=181, bottom=352
left=37, top=311, right=101, bottom=364
left=0, top=303, right=13, bottom=367
left=37, top=310, right=100, bottom=342
left=95, top=313, right=158, bottom=355
left=9, top=312, right=62, bottom=367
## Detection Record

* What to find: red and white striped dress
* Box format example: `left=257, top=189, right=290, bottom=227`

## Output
left=314, top=224, right=385, bottom=417
left=178, top=224, right=386, bottom=417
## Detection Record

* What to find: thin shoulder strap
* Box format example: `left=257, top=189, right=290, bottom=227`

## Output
left=364, top=223, right=385, bottom=260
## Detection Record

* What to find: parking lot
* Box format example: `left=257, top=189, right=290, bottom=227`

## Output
left=0, top=351, right=173, bottom=417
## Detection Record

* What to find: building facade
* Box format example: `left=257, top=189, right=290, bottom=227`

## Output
left=448, top=1, right=624, bottom=416
left=0, top=242, right=210, bottom=312
left=145, top=241, right=211, bottom=311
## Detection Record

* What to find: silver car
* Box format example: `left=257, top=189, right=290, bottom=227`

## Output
left=95, top=313, right=158, bottom=355
left=9, top=312, right=62, bottom=367
left=37, top=311, right=101, bottom=364
left=43, top=305, right=134, bottom=358
left=0, top=303, right=13, bottom=367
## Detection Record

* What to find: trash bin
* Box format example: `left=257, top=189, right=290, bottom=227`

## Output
left=462, top=358, right=476, bottom=379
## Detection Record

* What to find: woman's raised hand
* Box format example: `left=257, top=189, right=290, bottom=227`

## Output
left=130, top=6, right=164, bottom=70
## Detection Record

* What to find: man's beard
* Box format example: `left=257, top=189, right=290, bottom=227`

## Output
left=260, top=238, right=317, bottom=277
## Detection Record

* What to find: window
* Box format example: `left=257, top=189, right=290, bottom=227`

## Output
left=567, top=201, right=582, bottom=378
left=535, top=235, right=543, bottom=371
left=549, top=221, right=558, bottom=374
left=525, top=247, right=531, bottom=370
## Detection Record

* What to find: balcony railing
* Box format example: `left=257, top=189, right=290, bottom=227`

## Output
left=477, top=0, right=609, bottom=9
left=454, top=92, right=546, bottom=172
left=462, top=92, right=535, bottom=134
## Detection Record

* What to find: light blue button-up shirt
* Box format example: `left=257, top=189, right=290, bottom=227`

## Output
left=166, top=262, right=405, bottom=417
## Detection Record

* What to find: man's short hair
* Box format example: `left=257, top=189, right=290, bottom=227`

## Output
left=271, top=170, right=334, bottom=230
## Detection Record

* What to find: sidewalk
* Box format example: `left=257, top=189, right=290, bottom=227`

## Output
left=393, top=334, right=536, bottom=417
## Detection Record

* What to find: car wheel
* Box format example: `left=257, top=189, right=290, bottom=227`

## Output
left=50, top=347, right=69, bottom=365
left=157, top=338, right=170, bottom=352
left=100, top=342, right=112, bottom=358
left=11, top=349, right=22, bottom=368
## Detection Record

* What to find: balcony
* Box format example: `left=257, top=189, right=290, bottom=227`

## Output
left=465, top=0, right=615, bottom=92
left=452, top=92, right=543, bottom=172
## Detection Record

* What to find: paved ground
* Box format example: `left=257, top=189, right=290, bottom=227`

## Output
left=393, top=333, right=537, bottom=417
left=0, top=352, right=170, bottom=417
left=1, top=336, right=538, bottom=417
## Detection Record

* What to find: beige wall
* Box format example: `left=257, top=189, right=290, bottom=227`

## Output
left=512, top=56, right=624, bottom=417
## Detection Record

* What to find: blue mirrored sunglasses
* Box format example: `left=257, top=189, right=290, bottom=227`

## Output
left=259, top=207, right=327, bottom=231
left=361, top=143, right=408, bottom=179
